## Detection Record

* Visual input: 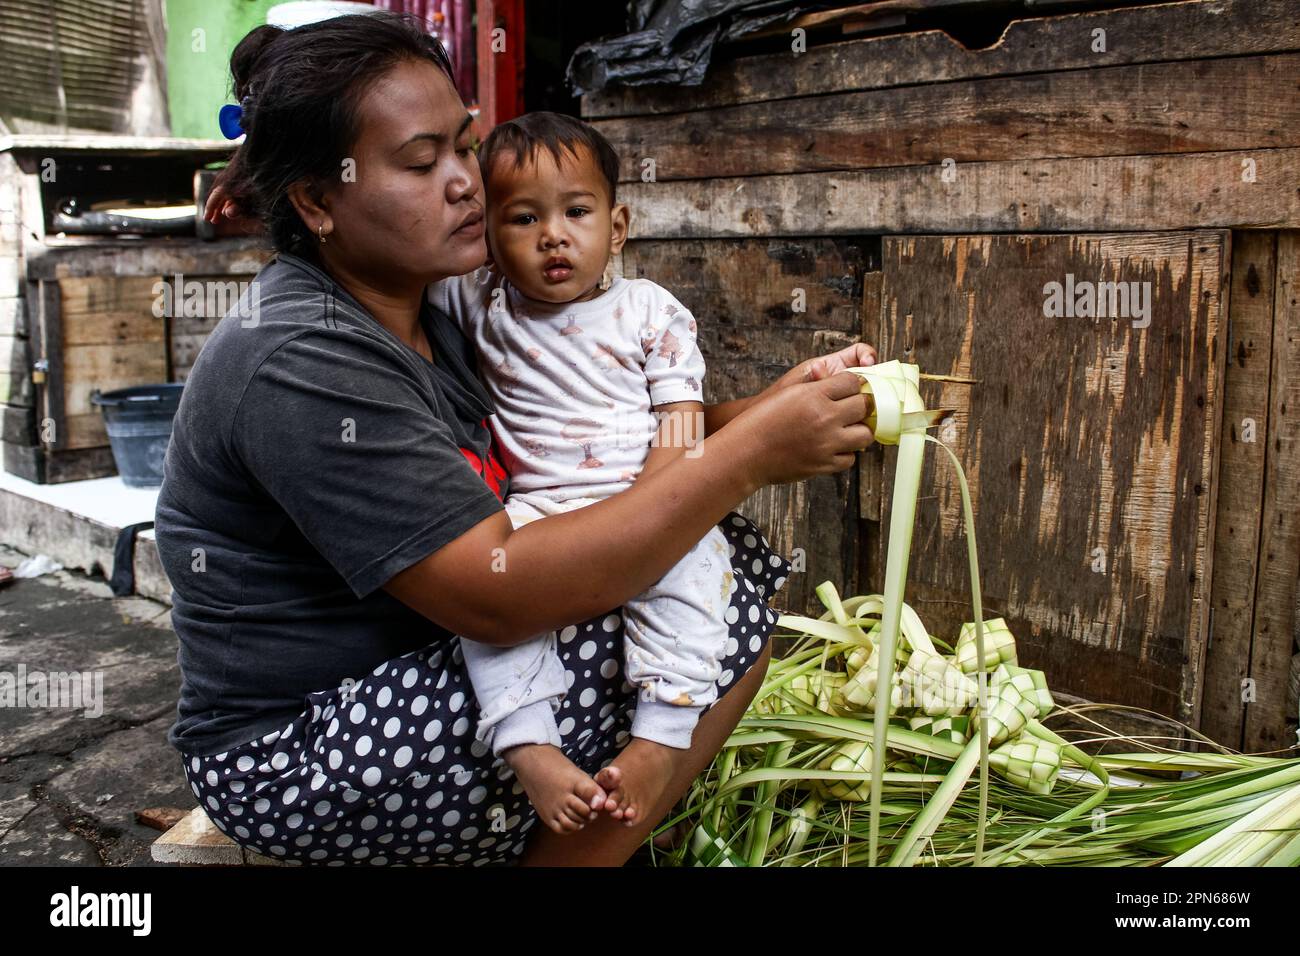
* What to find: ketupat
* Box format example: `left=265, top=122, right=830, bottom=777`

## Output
left=665, top=584, right=1300, bottom=867
left=845, top=361, right=981, bottom=864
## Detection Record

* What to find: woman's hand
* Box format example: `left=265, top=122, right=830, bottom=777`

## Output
left=702, top=340, right=877, bottom=437
left=204, top=180, right=231, bottom=224
left=202, top=179, right=249, bottom=225
left=727, top=370, right=874, bottom=487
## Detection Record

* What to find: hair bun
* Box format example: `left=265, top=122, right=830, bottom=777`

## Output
left=230, top=24, right=285, bottom=101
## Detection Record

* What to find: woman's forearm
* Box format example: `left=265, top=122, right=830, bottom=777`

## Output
left=388, top=372, right=868, bottom=647
left=389, top=419, right=763, bottom=647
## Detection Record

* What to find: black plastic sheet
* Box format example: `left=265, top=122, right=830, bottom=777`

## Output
left=566, top=1, right=826, bottom=97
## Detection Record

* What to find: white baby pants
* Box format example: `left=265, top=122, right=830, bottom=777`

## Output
left=458, top=490, right=733, bottom=755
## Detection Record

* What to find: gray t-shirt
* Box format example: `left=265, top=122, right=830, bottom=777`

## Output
left=157, top=252, right=509, bottom=757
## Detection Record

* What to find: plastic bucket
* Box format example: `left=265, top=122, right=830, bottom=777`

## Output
left=90, top=384, right=185, bottom=488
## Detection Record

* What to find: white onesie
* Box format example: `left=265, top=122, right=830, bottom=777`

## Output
left=427, top=267, right=734, bottom=753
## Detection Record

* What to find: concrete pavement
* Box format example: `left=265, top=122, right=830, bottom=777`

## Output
left=0, top=545, right=193, bottom=865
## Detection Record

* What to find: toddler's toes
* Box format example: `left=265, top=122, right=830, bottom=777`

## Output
left=547, top=812, right=579, bottom=834
left=594, top=766, right=624, bottom=813
left=576, top=777, right=607, bottom=814
left=564, top=795, right=593, bottom=825
left=594, top=764, right=622, bottom=792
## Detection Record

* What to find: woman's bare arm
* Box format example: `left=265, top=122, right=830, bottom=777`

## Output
left=385, top=372, right=873, bottom=646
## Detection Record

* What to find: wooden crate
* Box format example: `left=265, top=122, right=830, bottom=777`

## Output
left=16, top=256, right=267, bottom=482
left=0, top=135, right=270, bottom=483
left=40, top=275, right=167, bottom=452
left=0, top=150, right=37, bottom=476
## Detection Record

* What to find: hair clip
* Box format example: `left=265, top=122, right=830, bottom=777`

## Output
left=218, top=103, right=244, bottom=140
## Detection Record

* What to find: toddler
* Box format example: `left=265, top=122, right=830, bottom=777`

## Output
left=428, top=112, right=734, bottom=834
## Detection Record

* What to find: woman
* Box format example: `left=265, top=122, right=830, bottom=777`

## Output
left=159, top=12, right=875, bottom=866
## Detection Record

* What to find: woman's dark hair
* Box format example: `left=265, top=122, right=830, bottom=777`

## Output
left=220, top=12, right=457, bottom=255
left=478, top=111, right=621, bottom=204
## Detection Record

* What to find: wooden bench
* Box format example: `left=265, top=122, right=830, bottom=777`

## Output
left=150, top=807, right=287, bottom=866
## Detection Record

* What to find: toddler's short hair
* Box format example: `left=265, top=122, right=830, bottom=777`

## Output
left=477, top=111, right=621, bottom=204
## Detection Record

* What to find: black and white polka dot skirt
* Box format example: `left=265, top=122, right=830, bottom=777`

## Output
left=180, top=512, right=791, bottom=866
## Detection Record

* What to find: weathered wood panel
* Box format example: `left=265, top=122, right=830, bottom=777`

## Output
left=0, top=403, right=34, bottom=444
left=56, top=276, right=166, bottom=449
left=58, top=275, right=163, bottom=346
left=622, top=238, right=872, bottom=615
left=595, top=54, right=1300, bottom=182
left=0, top=439, right=41, bottom=482
left=165, top=274, right=257, bottom=382
left=0, top=330, right=31, bottom=406
left=0, top=440, right=116, bottom=485
left=1244, top=231, right=1300, bottom=753
left=876, top=232, right=1227, bottom=724
left=0, top=297, right=26, bottom=337
left=24, top=237, right=271, bottom=281
left=584, top=0, right=1300, bottom=118
left=858, top=271, right=885, bottom=522
left=620, top=148, right=1300, bottom=237
left=1202, top=232, right=1277, bottom=748
left=62, top=342, right=166, bottom=418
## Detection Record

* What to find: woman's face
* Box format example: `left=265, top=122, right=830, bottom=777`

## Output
left=320, top=58, right=487, bottom=287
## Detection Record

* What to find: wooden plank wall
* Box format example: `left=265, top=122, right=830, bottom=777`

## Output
left=1202, top=234, right=1281, bottom=751
left=36, top=271, right=262, bottom=451
left=10, top=241, right=271, bottom=481
left=56, top=276, right=165, bottom=449
left=1203, top=233, right=1300, bottom=753
left=585, top=0, right=1300, bottom=744
left=874, top=232, right=1227, bottom=726
left=585, top=0, right=1300, bottom=237
left=621, top=238, right=873, bottom=615
left=597, top=54, right=1298, bottom=182
left=0, top=153, right=33, bottom=449
left=167, top=274, right=259, bottom=382
left=584, top=0, right=1300, bottom=118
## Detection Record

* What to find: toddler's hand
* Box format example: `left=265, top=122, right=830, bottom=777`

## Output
left=771, top=341, right=877, bottom=393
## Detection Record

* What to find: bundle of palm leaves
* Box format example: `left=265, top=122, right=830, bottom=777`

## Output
left=652, top=362, right=1299, bottom=867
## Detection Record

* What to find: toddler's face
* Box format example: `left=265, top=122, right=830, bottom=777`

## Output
left=483, top=144, right=628, bottom=304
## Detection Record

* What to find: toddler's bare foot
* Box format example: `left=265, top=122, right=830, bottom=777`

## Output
left=504, top=744, right=607, bottom=834
left=593, top=738, right=677, bottom=828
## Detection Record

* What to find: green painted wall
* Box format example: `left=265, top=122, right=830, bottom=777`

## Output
left=165, top=0, right=279, bottom=139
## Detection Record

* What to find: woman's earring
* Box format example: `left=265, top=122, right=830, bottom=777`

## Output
left=318, top=223, right=327, bottom=244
